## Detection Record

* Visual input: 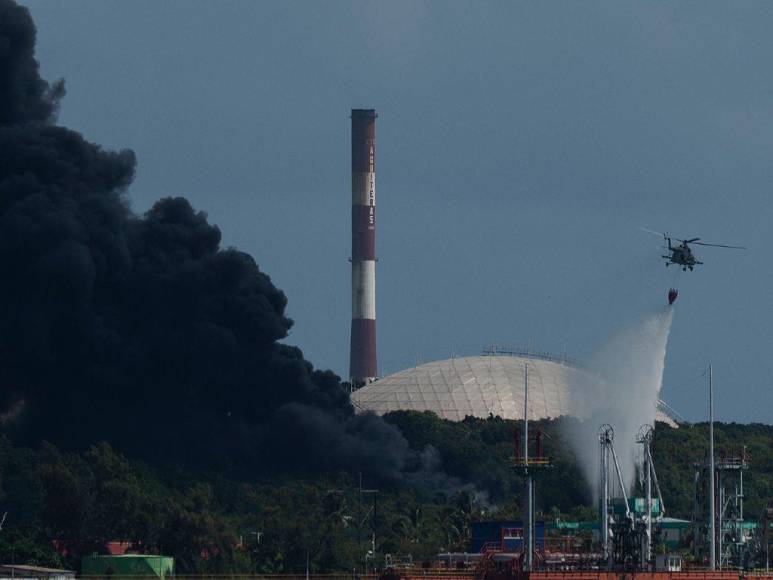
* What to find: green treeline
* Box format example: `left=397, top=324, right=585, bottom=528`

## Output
left=385, top=413, right=773, bottom=521
left=1, top=414, right=772, bottom=574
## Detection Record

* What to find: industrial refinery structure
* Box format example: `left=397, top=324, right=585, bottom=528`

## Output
left=346, top=109, right=768, bottom=579
left=346, top=109, right=679, bottom=427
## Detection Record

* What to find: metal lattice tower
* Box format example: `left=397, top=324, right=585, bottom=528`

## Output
left=693, top=447, right=753, bottom=569
left=636, top=425, right=666, bottom=568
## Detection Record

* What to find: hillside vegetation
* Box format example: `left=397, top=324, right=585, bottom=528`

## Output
left=1, top=414, right=772, bottom=573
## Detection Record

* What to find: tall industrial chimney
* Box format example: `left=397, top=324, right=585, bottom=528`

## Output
left=349, top=109, right=377, bottom=387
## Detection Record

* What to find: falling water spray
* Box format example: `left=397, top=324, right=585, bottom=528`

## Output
left=566, top=307, right=674, bottom=500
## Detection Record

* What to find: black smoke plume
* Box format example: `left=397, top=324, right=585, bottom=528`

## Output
left=0, top=0, right=410, bottom=480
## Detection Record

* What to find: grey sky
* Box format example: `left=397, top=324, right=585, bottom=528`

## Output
left=21, top=1, right=773, bottom=422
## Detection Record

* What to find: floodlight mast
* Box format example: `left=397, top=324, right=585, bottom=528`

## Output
left=513, top=362, right=551, bottom=571
left=524, top=363, right=533, bottom=571
left=709, top=365, right=716, bottom=570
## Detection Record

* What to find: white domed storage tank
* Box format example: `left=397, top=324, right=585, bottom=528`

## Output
left=351, top=353, right=678, bottom=426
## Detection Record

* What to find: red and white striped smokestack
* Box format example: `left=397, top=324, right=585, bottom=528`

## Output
left=350, top=109, right=377, bottom=386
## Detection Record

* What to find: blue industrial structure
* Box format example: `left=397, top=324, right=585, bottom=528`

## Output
left=471, top=521, right=546, bottom=553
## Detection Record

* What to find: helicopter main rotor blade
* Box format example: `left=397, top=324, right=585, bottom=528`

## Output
left=692, top=241, right=746, bottom=249
left=681, top=237, right=701, bottom=243
left=639, top=226, right=667, bottom=238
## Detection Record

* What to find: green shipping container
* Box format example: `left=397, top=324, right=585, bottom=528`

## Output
left=81, top=555, right=174, bottom=580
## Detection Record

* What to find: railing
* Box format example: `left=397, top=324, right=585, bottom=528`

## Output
left=694, top=450, right=750, bottom=470
left=479, top=541, right=504, bottom=553
left=482, top=346, right=580, bottom=368
left=77, top=576, right=379, bottom=580
left=78, top=576, right=379, bottom=580
left=522, top=572, right=749, bottom=579
left=513, top=457, right=552, bottom=467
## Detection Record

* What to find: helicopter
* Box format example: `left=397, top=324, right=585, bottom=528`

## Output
left=641, top=228, right=746, bottom=271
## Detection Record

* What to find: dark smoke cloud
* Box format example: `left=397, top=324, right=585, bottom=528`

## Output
left=0, top=0, right=410, bottom=480
left=0, top=0, right=63, bottom=124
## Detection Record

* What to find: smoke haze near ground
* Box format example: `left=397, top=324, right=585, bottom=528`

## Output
left=565, top=307, right=674, bottom=501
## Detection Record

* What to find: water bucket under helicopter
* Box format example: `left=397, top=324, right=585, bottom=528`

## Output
left=666, top=262, right=681, bottom=305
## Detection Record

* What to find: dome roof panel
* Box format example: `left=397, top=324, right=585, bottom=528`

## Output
left=351, top=355, right=678, bottom=427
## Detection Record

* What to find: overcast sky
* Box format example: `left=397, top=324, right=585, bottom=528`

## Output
left=21, top=1, right=773, bottom=422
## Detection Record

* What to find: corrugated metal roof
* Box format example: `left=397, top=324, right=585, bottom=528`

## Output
left=351, top=355, right=678, bottom=427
